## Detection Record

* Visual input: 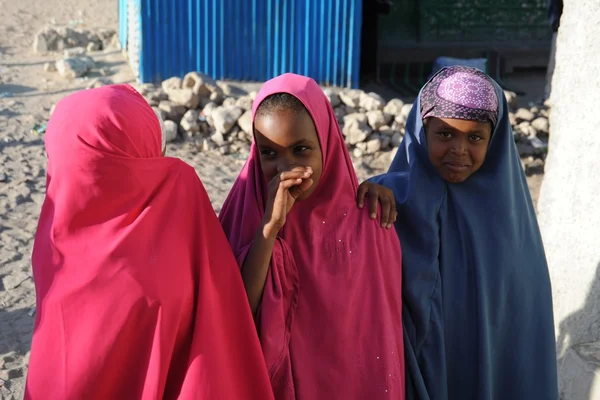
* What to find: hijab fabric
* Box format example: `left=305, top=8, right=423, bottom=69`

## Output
left=26, top=84, right=274, bottom=400
left=371, top=67, right=558, bottom=399
left=219, top=73, right=405, bottom=399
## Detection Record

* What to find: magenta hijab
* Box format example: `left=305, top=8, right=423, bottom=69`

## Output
left=219, top=74, right=405, bottom=399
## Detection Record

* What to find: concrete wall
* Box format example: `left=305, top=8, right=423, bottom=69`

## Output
left=537, top=0, right=600, bottom=398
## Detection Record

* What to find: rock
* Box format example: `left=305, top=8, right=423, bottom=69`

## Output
left=33, top=28, right=60, bottom=53
left=99, top=67, right=110, bottom=76
left=201, top=102, right=218, bottom=119
left=217, top=82, right=246, bottom=97
left=222, top=97, right=237, bottom=107
left=353, top=148, right=364, bottom=158
left=356, top=142, right=367, bottom=151
left=365, top=134, right=383, bottom=154
left=87, top=41, right=101, bottom=52
left=210, top=131, right=226, bottom=146
left=56, top=56, right=94, bottom=78
left=399, top=104, right=413, bottom=123
left=219, top=145, right=231, bottom=155
left=379, top=125, right=392, bottom=134
left=180, top=109, right=200, bottom=134
left=343, top=112, right=368, bottom=126
left=147, top=90, right=168, bottom=103
left=209, top=90, right=224, bottom=105
left=366, top=110, right=392, bottom=131
left=235, top=95, right=254, bottom=111
left=531, top=117, right=550, bottom=136
left=524, top=158, right=545, bottom=176
left=182, top=72, right=218, bottom=97
left=152, top=107, right=167, bottom=122
left=85, top=78, right=112, bottom=89
left=63, top=47, right=86, bottom=57
left=383, top=98, right=405, bottom=117
left=237, top=110, right=253, bottom=135
left=343, top=119, right=372, bottom=145
left=57, top=27, right=89, bottom=48
left=249, top=91, right=258, bottom=101
left=323, top=88, right=341, bottom=107
left=161, top=77, right=182, bottom=92
left=166, top=88, right=200, bottom=109
left=158, top=101, right=187, bottom=122
left=518, top=121, right=537, bottom=137
left=509, top=112, right=517, bottom=126
left=211, top=106, right=243, bottom=133
left=504, top=90, right=519, bottom=109
left=515, top=108, right=535, bottom=122
left=162, top=120, right=178, bottom=142
left=380, top=135, right=391, bottom=150
left=333, top=107, right=346, bottom=123
left=339, top=89, right=363, bottom=108
left=43, top=62, right=56, bottom=72
left=389, top=147, right=399, bottom=162
left=360, top=92, right=385, bottom=111
left=391, top=131, right=402, bottom=148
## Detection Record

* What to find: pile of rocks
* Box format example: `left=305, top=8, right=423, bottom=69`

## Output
left=138, top=73, right=549, bottom=175
left=33, top=27, right=119, bottom=54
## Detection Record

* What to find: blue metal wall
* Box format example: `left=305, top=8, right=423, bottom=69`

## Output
left=120, top=0, right=362, bottom=88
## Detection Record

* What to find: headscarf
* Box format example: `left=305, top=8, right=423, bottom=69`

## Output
left=370, top=67, right=557, bottom=399
left=420, top=66, right=499, bottom=127
left=219, top=74, right=405, bottom=399
left=25, top=84, right=274, bottom=400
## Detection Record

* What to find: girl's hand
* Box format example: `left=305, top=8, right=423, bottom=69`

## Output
left=357, top=181, right=397, bottom=228
left=262, top=166, right=314, bottom=238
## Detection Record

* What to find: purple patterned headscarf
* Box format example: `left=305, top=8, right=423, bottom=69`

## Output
left=421, top=66, right=499, bottom=127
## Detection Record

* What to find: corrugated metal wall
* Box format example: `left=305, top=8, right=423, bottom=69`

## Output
left=119, top=0, right=362, bottom=88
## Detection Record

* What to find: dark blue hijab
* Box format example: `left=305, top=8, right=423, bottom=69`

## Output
left=371, top=68, right=558, bottom=399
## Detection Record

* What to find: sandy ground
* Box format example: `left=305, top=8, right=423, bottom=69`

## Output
left=0, top=1, right=543, bottom=398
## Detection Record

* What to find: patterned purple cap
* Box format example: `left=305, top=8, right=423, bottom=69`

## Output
left=421, top=66, right=499, bottom=127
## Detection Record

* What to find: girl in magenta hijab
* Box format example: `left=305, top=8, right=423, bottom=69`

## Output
left=219, top=73, right=405, bottom=399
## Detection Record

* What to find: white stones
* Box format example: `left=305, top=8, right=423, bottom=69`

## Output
left=55, top=56, right=94, bottom=79
left=339, top=89, right=363, bottom=108
left=63, top=47, right=86, bottom=57
left=343, top=119, right=372, bottom=145
left=182, top=71, right=219, bottom=97
left=366, top=110, right=392, bottom=131
left=211, top=106, right=243, bottom=133
left=365, top=134, right=383, bottom=154
left=531, top=117, right=550, bottom=136
left=158, top=101, right=187, bottom=122
left=515, top=108, right=535, bottom=123
left=180, top=109, right=201, bottom=134
left=161, top=77, right=182, bottom=93
left=504, top=90, right=519, bottom=109
left=343, top=112, right=368, bottom=126
left=210, top=131, right=226, bottom=146
left=323, top=88, right=341, bottom=107
left=162, top=120, right=178, bottom=143
left=168, top=88, right=200, bottom=109
left=235, top=95, right=254, bottom=112
left=43, top=62, right=56, bottom=73
left=391, top=131, right=403, bottom=148
left=383, top=98, right=405, bottom=117
left=237, top=110, right=253, bottom=135
left=359, top=92, right=385, bottom=111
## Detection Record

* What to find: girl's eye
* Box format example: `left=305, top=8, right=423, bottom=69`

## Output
left=469, top=135, right=483, bottom=142
left=437, top=132, right=452, bottom=139
left=260, top=149, right=276, bottom=157
left=294, top=146, right=310, bottom=153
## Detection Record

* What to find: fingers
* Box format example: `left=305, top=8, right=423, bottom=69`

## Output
left=289, top=178, right=314, bottom=199
left=368, top=189, right=379, bottom=220
left=276, top=166, right=313, bottom=182
left=357, top=183, right=369, bottom=208
left=379, top=196, right=391, bottom=228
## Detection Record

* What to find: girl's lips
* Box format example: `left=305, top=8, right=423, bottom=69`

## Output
left=443, top=162, right=470, bottom=173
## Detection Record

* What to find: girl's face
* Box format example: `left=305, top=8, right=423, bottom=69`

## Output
left=424, top=117, right=492, bottom=183
left=254, top=109, right=323, bottom=201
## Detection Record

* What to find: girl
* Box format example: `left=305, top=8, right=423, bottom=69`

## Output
left=26, top=84, right=274, bottom=400
left=359, top=66, right=558, bottom=399
left=219, top=73, right=405, bottom=399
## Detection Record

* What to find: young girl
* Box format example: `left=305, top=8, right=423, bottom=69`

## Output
left=26, top=84, right=274, bottom=400
left=359, top=66, right=558, bottom=399
left=219, top=73, right=405, bottom=399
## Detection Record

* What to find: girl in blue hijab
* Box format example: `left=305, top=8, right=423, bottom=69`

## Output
left=358, top=66, right=558, bottom=399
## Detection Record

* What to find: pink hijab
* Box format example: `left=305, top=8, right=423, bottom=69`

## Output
left=26, top=84, right=274, bottom=400
left=219, top=74, right=405, bottom=399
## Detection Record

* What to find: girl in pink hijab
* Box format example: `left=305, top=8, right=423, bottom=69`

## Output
left=219, top=73, right=405, bottom=399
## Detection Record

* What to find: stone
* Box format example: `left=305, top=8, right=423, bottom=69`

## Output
left=366, top=110, right=392, bottom=131
left=518, top=121, right=536, bottom=137
left=180, top=109, right=200, bottom=134
left=182, top=72, right=218, bottom=97
left=152, top=107, right=167, bottom=122
left=210, top=131, right=226, bottom=146
left=209, top=90, right=224, bottom=105
left=531, top=117, right=550, bottom=136
left=380, top=134, right=391, bottom=150
left=162, top=120, right=178, bottom=142
left=55, top=56, right=94, bottom=79
left=333, top=107, right=346, bottom=123
left=365, top=134, right=383, bottom=154
left=359, top=92, right=385, bottom=111
left=222, top=97, right=236, bottom=107
left=353, top=148, right=364, bottom=158
left=166, top=88, right=200, bottom=109
left=237, top=110, right=253, bottom=135
left=235, top=95, right=253, bottom=111
left=391, top=131, right=402, bottom=148
left=219, top=145, right=231, bottom=155
left=161, top=77, right=182, bottom=92
left=524, top=158, right=545, bottom=176
left=43, top=62, right=56, bottom=72
left=86, top=41, right=101, bottom=52
left=356, top=142, right=367, bottom=151
left=339, top=89, right=363, bottom=108
left=323, top=88, right=341, bottom=107
left=147, top=90, right=168, bottom=103
left=515, top=108, right=535, bottom=122
left=33, top=28, right=60, bottom=53
left=211, top=106, right=243, bottom=133
left=383, top=98, right=405, bottom=117
left=504, top=90, right=519, bottom=109
left=86, top=78, right=112, bottom=90
left=343, top=119, right=372, bottom=145
left=249, top=91, right=258, bottom=101
left=63, top=47, right=86, bottom=57
left=399, top=104, right=413, bottom=123
left=537, top=3, right=600, bottom=397
left=158, top=101, right=187, bottom=122
left=343, top=112, right=368, bottom=126
left=509, top=112, right=517, bottom=126
left=389, top=147, right=399, bottom=163
left=201, top=102, right=218, bottom=119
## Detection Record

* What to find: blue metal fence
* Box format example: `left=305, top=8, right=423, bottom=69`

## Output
left=119, top=0, right=362, bottom=88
